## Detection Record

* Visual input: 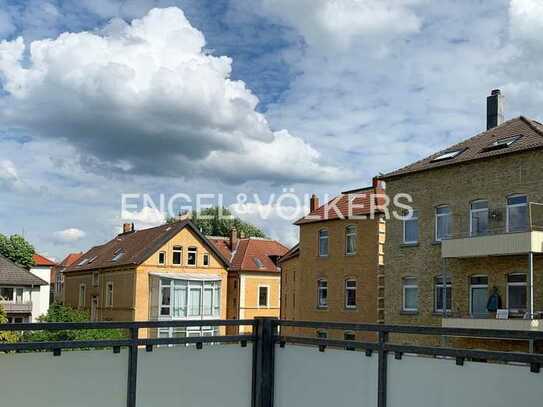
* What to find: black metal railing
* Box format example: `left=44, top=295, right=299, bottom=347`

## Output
left=1, top=318, right=542, bottom=407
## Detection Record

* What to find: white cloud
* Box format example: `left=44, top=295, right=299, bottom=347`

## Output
left=53, top=228, right=86, bottom=244
left=0, top=7, right=341, bottom=185
left=121, top=206, right=165, bottom=230
left=0, top=159, right=24, bottom=191
left=260, top=0, right=423, bottom=51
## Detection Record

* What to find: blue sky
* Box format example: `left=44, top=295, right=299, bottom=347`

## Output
left=1, top=0, right=543, bottom=260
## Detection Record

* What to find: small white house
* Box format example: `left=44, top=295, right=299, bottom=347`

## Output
left=0, top=254, right=48, bottom=323
left=28, top=254, right=56, bottom=320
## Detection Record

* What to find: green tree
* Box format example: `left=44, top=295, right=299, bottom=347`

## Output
left=23, top=304, right=126, bottom=342
left=0, top=234, right=35, bottom=269
left=167, top=207, right=266, bottom=238
left=0, top=304, right=20, bottom=343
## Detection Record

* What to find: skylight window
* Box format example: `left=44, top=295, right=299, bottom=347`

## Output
left=253, top=257, right=264, bottom=269
left=88, top=255, right=98, bottom=264
left=77, top=258, right=89, bottom=266
left=481, top=135, right=521, bottom=152
left=112, top=249, right=124, bottom=262
left=431, top=149, right=465, bottom=162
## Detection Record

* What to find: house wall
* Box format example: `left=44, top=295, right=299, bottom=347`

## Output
left=281, top=217, right=383, bottom=340
left=238, top=272, right=280, bottom=333
left=29, top=266, right=51, bottom=320
left=384, top=150, right=543, bottom=350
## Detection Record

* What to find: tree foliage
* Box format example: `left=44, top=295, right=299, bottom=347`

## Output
left=167, top=207, right=266, bottom=238
left=0, top=234, right=35, bottom=269
left=0, top=304, right=20, bottom=343
left=23, top=304, right=126, bottom=342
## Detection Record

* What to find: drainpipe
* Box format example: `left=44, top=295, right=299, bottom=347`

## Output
left=528, top=252, right=534, bottom=353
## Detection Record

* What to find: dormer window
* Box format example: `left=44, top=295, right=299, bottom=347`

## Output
left=482, top=135, right=521, bottom=152
left=253, top=257, right=264, bottom=269
left=431, top=149, right=465, bottom=162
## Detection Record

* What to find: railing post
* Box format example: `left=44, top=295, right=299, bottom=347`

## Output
left=127, top=327, right=138, bottom=407
left=252, top=317, right=275, bottom=407
left=377, top=330, right=388, bottom=407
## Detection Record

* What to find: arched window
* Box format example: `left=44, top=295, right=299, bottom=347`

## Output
left=345, top=225, right=357, bottom=255
left=318, top=229, right=329, bottom=257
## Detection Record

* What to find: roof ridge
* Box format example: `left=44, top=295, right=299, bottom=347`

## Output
left=521, top=116, right=543, bottom=138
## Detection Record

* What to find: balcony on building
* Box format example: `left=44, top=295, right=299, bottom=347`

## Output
left=441, top=201, right=543, bottom=258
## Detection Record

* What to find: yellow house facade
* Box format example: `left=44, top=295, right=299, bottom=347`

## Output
left=63, top=220, right=230, bottom=337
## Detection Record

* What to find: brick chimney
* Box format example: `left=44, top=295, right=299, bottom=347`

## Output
left=487, top=89, right=504, bottom=130
left=230, top=228, right=238, bottom=250
left=122, top=223, right=134, bottom=234
left=310, top=194, right=319, bottom=213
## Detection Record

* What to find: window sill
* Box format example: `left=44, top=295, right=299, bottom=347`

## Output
left=431, top=241, right=442, bottom=246
left=400, top=242, right=419, bottom=248
left=316, top=306, right=329, bottom=310
left=344, top=306, right=357, bottom=311
left=432, top=311, right=453, bottom=316
left=400, top=310, right=418, bottom=315
left=345, top=253, right=357, bottom=257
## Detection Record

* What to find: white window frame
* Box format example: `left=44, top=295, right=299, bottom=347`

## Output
left=402, top=277, right=418, bottom=312
left=258, top=285, right=270, bottom=308
left=172, top=246, right=182, bottom=265
left=318, top=229, right=329, bottom=257
left=469, top=275, right=488, bottom=316
left=345, top=279, right=357, bottom=309
left=469, top=200, right=489, bottom=237
left=434, top=277, right=452, bottom=312
left=78, top=284, right=86, bottom=308
left=317, top=279, right=328, bottom=308
left=187, top=247, right=197, bottom=266
left=506, top=194, right=528, bottom=233
left=435, top=205, right=452, bottom=241
left=158, top=278, right=221, bottom=320
left=106, top=281, right=114, bottom=308
left=507, top=273, right=527, bottom=312
left=403, top=210, right=419, bottom=244
left=158, top=251, right=166, bottom=265
left=345, top=225, right=357, bottom=255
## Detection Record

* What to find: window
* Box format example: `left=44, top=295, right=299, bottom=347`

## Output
left=470, top=200, right=488, bottom=236
left=402, top=277, right=418, bottom=312
left=111, top=248, right=124, bottom=262
left=187, top=247, right=197, bottom=266
left=403, top=210, right=419, bottom=244
left=431, top=149, right=464, bottom=162
left=78, top=284, right=86, bottom=308
left=317, top=279, right=328, bottom=308
left=253, top=257, right=264, bottom=269
left=482, top=135, right=521, bottom=152
left=345, top=225, right=357, bottom=255
left=0, top=287, right=14, bottom=301
left=344, top=331, right=356, bottom=351
left=435, top=205, right=452, bottom=241
left=159, top=279, right=221, bottom=319
left=507, top=273, right=527, bottom=312
left=158, top=251, right=166, bottom=265
left=318, top=229, right=329, bottom=256
left=434, top=276, right=452, bottom=312
left=506, top=195, right=528, bottom=232
left=470, top=275, right=488, bottom=316
left=172, top=246, right=182, bottom=265
left=258, top=286, right=269, bottom=307
left=92, top=271, right=99, bottom=287
left=345, top=279, right=357, bottom=309
left=15, top=288, right=23, bottom=303
left=160, top=284, right=171, bottom=316
left=106, top=282, right=114, bottom=307
left=203, top=253, right=209, bottom=266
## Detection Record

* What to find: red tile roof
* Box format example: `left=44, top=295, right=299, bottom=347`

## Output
left=32, top=253, right=56, bottom=267
left=58, top=252, right=83, bottom=268
left=208, top=237, right=289, bottom=273
left=295, top=185, right=386, bottom=225
left=382, top=116, right=543, bottom=179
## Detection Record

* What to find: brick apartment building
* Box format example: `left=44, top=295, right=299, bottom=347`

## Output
left=280, top=181, right=386, bottom=340
left=381, top=90, right=543, bottom=351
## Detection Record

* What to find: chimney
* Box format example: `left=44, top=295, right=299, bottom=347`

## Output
left=487, top=89, right=504, bottom=130
left=310, top=194, right=319, bottom=213
left=122, top=223, right=134, bottom=234
left=230, top=228, right=238, bottom=250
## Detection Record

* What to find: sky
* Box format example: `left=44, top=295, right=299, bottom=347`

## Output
left=1, top=0, right=543, bottom=260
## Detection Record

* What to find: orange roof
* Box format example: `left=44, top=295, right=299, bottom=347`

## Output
left=209, top=237, right=289, bottom=273
left=295, top=184, right=386, bottom=225
left=32, top=253, right=56, bottom=267
left=58, top=252, right=83, bottom=267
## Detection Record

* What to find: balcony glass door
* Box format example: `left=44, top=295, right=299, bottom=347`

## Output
left=507, top=195, right=528, bottom=232
left=470, top=276, right=488, bottom=316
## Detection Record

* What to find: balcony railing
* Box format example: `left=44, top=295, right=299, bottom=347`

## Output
left=1, top=319, right=543, bottom=407
left=0, top=300, right=32, bottom=313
